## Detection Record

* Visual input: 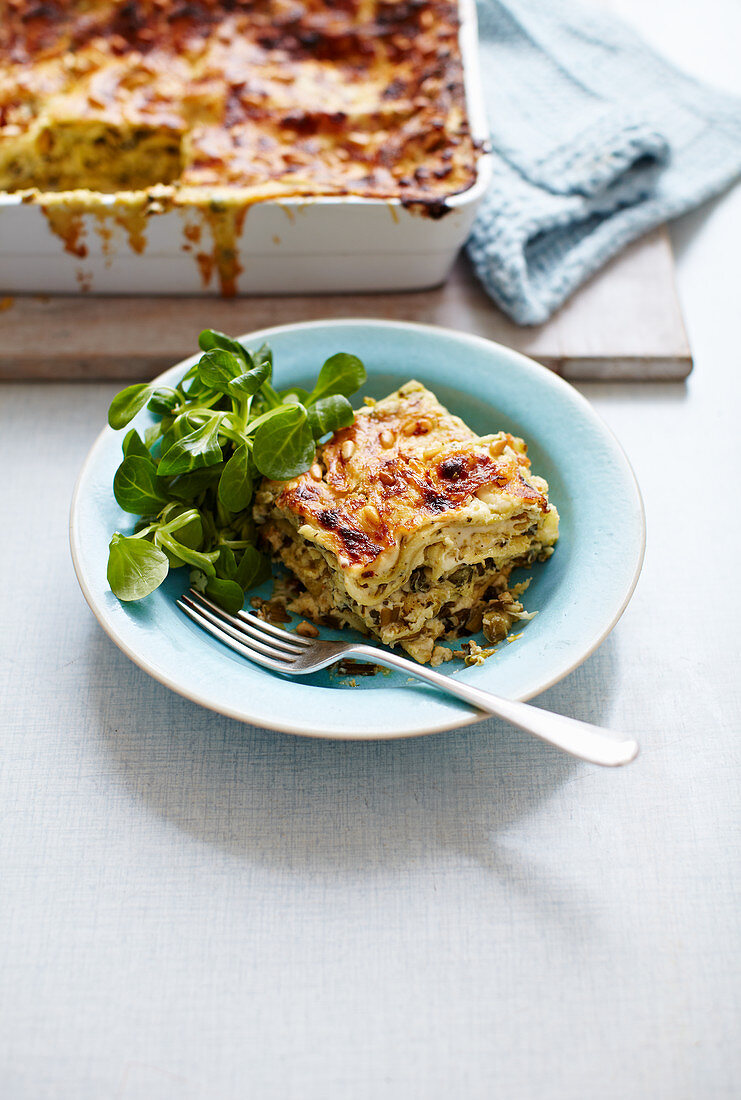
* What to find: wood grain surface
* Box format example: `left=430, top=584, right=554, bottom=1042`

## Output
left=0, top=226, right=691, bottom=382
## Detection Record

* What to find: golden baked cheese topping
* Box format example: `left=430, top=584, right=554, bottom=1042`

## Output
left=0, top=0, right=478, bottom=204
left=265, top=381, right=551, bottom=572
left=255, top=381, right=559, bottom=665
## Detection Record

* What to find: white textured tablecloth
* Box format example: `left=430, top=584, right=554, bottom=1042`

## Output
left=1, top=3, right=740, bottom=1097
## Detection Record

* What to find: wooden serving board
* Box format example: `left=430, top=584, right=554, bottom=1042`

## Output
left=0, top=225, right=691, bottom=382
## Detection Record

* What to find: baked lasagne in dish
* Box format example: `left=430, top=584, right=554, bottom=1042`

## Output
left=254, top=382, right=559, bottom=666
left=0, top=0, right=478, bottom=206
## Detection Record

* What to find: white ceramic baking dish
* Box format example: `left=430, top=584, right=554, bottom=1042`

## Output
left=0, top=0, right=492, bottom=296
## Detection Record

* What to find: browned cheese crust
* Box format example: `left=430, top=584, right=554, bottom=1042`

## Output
left=0, top=0, right=478, bottom=205
left=255, top=382, right=560, bottom=665
left=273, top=386, right=548, bottom=566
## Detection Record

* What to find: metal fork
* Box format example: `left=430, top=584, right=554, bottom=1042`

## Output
left=177, top=590, right=639, bottom=766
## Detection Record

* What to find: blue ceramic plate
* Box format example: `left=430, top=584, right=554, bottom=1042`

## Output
left=70, top=320, right=645, bottom=738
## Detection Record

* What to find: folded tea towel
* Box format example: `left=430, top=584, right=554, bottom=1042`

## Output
left=467, top=0, right=741, bottom=323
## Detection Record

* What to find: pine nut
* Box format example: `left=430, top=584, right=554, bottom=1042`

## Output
left=359, top=503, right=380, bottom=529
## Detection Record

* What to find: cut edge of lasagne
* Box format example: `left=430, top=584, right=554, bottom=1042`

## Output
left=254, top=381, right=559, bottom=666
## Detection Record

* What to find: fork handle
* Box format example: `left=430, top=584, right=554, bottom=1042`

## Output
left=344, top=645, right=639, bottom=767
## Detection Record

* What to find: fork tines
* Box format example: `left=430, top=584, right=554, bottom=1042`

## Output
left=177, top=589, right=310, bottom=672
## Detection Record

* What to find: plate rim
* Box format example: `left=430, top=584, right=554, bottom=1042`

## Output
left=69, top=318, right=646, bottom=740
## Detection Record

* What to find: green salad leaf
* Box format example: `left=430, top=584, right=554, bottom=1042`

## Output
left=113, top=456, right=169, bottom=515
left=147, top=388, right=180, bottom=417
left=307, top=395, right=355, bottom=440
left=122, top=429, right=153, bottom=461
left=229, top=365, right=271, bottom=400
left=107, top=533, right=169, bottom=601
left=308, top=352, right=367, bottom=403
left=252, top=404, right=315, bottom=480
left=158, top=416, right=223, bottom=477
left=198, top=329, right=251, bottom=364
left=197, top=348, right=244, bottom=391
left=205, top=577, right=245, bottom=614
left=108, top=384, right=155, bottom=430
left=234, top=545, right=271, bottom=591
left=104, top=332, right=366, bottom=612
left=218, top=444, right=253, bottom=512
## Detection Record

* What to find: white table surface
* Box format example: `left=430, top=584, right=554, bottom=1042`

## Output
left=1, top=2, right=740, bottom=1097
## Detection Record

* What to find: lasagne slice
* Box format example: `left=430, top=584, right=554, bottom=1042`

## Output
left=254, top=382, right=559, bottom=665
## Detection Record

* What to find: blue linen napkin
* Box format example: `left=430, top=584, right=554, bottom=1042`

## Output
left=467, top=0, right=741, bottom=324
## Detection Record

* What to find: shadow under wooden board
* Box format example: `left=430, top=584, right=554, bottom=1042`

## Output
left=1, top=225, right=691, bottom=382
